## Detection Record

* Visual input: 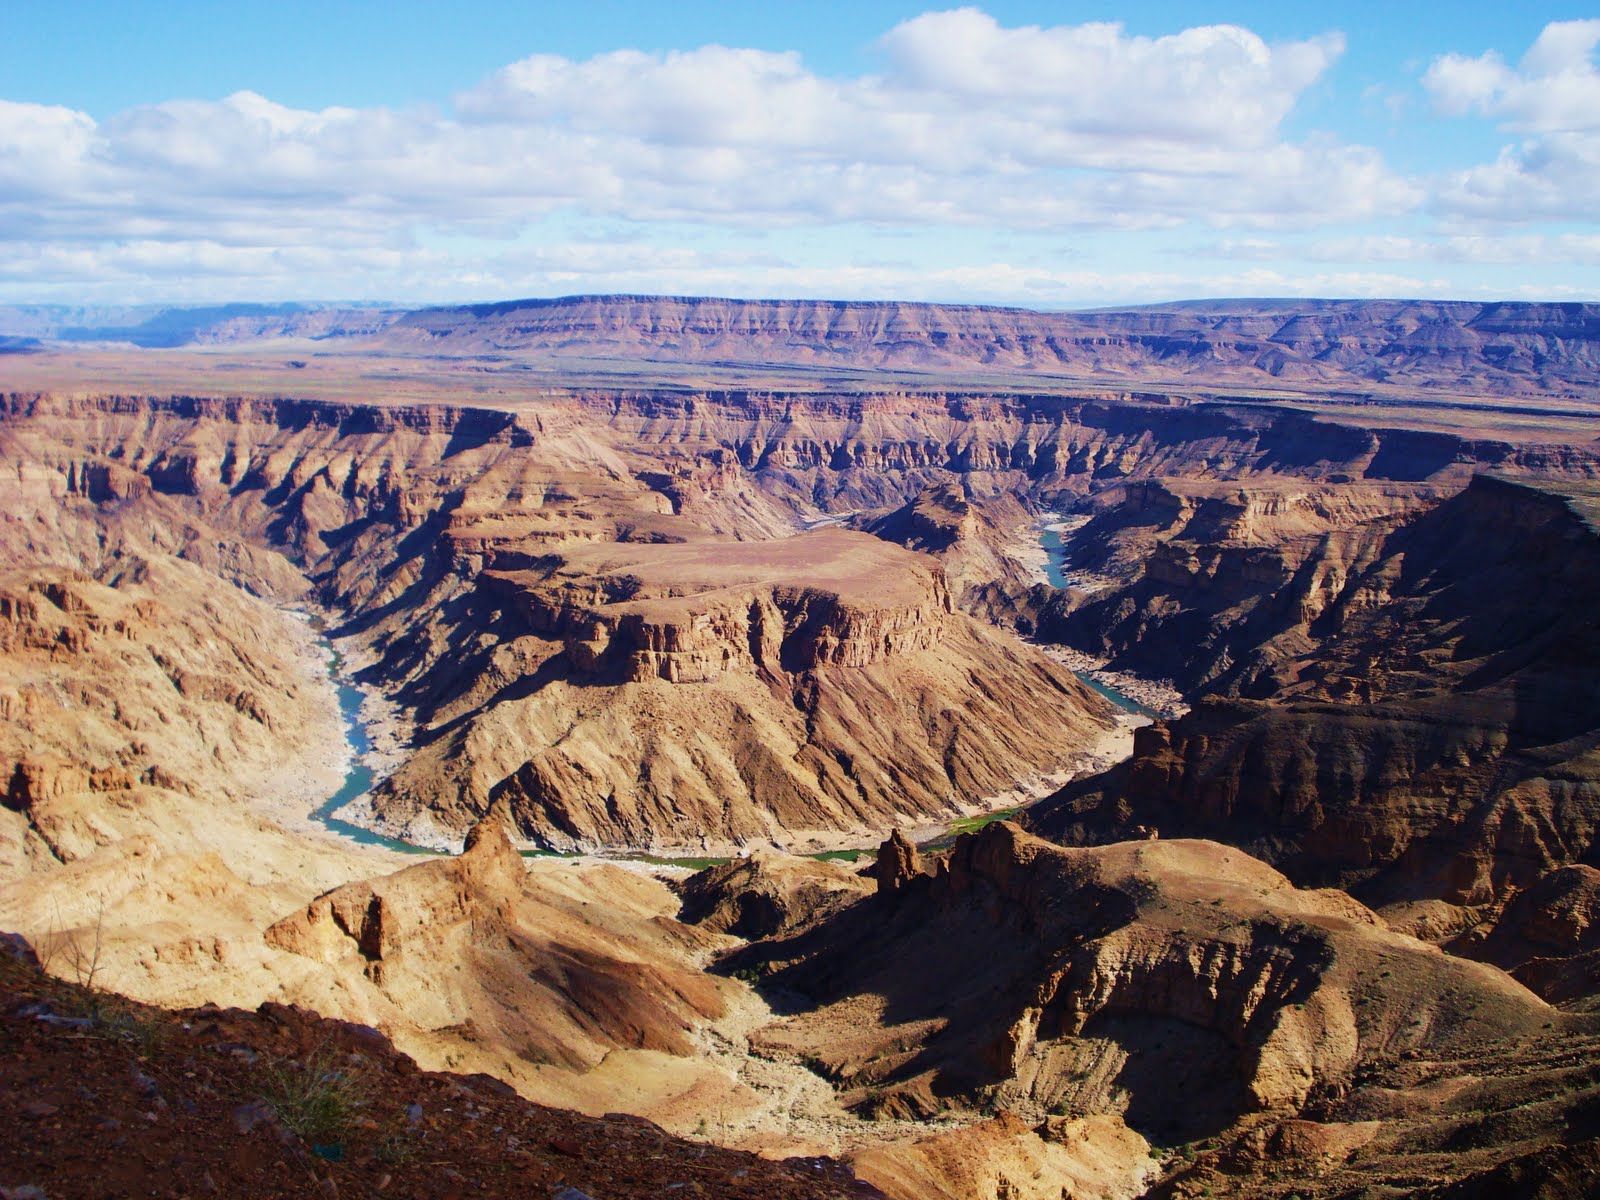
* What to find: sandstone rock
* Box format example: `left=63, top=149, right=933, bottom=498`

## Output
left=743, top=823, right=1551, bottom=1142
left=1032, top=475, right=1600, bottom=916
left=678, top=849, right=872, bottom=940
left=869, top=830, right=924, bottom=899
left=266, top=818, right=727, bottom=1072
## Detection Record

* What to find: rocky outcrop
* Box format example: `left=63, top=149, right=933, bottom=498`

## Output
left=870, top=829, right=925, bottom=898
left=677, top=848, right=873, bottom=940
left=1455, top=866, right=1600, bottom=1005
left=0, top=560, right=339, bottom=870
left=267, top=809, right=728, bottom=1072
left=738, top=823, right=1550, bottom=1141
left=486, top=530, right=954, bottom=683
left=387, top=591, right=1111, bottom=852
left=1035, top=476, right=1445, bottom=693
left=1032, top=475, right=1600, bottom=916
left=849, top=1111, right=1156, bottom=1200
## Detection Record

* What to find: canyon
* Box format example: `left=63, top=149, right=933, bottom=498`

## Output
left=4, top=294, right=1600, bottom=1198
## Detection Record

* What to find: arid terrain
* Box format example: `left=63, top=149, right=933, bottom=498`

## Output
left=5, top=294, right=1600, bottom=1198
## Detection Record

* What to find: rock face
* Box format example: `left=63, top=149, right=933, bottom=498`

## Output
left=1456, top=865, right=1600, bottom=1005
left=1032, top=475, right=1600, bottom=915
left=1035, top=476, right=1446, bottom=694
left=488, top=531, right=954, bottom=683
left=380, top=295, right=1600, bottom=396
left=266, top=810, right=728, bottom=1073
left=677, top=848, right=873, bottom=940
left=371, top=527, right=1112, bottom=851
left=735, top=823, right=1553, bottom=1141
left=0, top=558, right=339, bottom=872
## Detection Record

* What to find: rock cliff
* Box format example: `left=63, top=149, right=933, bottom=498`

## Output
left=379, top=295, right=1600, bottom=396
left=728, top=823, right=1563, bottom=1145
left=1032, top=475, right=1600, bottom=920
left=372, top=529, right=1110, bottom=851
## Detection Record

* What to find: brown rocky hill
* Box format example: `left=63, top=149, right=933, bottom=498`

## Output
left=378, top=295, right=1600, bottom=396
left=365, top=529, right=1112, bottom=851
left=1034, top=475, right=1449, bottom=694
left=694, top=823, right=1600, bottom=1199
left=0, top=939, right=876, bottom=1200
left=0, top=558, right=343, bottom=875
left=1031, top=475, right=1600, bottom=938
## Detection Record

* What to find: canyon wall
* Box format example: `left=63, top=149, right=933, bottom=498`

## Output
left=382, top=296, right=1600, bottom=395
left=1, top=390, right=1127, bottom=851
left=1032, top=476, right=1600, bottom=920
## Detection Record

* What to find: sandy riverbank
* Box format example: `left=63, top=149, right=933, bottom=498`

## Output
left=250, top=609, right=414, bottom=860
left=1000, top=510, right=1059, bottom=586
left=1035, top=642, right=1188, bottom=720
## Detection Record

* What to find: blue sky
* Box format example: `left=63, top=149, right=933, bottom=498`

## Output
left=4, top=2, right=1599, bottom=307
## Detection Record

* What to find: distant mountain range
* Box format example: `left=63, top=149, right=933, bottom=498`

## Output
left=4, top=294, right=1599, bottom=395
left=0, top=301, right=403, bottom=349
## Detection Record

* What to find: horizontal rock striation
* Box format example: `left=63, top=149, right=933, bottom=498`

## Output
left=383, top=295, right=1600, bottom=396
left=485, top=531, right=952, bottom=684
left=1032, top=475, right=1600, bottom=914
left=379, top=532, right=1109, bottom=852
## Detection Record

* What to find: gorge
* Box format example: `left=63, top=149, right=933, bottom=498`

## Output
left=5, top=294, right=1600, bottom=1199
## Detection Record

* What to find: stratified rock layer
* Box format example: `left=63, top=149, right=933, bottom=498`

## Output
left=1033, top=475, right=1600, bottom=916
left=384, top=295, right=1600, bottom=396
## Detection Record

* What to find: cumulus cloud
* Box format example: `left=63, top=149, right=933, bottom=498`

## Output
left=1426, top=20, right=1600, bottom=223
left=0, top=7, right=1426, bottom=303
left=1424, top=19, right=1600, bottom=131
left=458, top=9, right=1352, bottom=179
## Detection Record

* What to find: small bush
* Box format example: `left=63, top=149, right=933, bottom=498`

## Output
left=259, top=1051, right=368, bottom=1141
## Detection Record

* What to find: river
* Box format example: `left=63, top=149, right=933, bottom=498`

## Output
left=308, top=640, right=439, bottom=856
left=1036, top=515, right=1179, bottom=720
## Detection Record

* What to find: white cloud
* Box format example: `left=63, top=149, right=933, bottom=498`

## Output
left=1435, top=130, right=1600, bottom=223
left=879, top=10, right=1340, bottom=145
left=0, top=8, right=1420, bottom=304
left=1211, top=231, right=1600, bottom=269
left=1425, top=20, right=1600, bottom=225
left=458, top=10, right=1352, bottom=180
left=1425, top=19, right=1600, bottom=131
